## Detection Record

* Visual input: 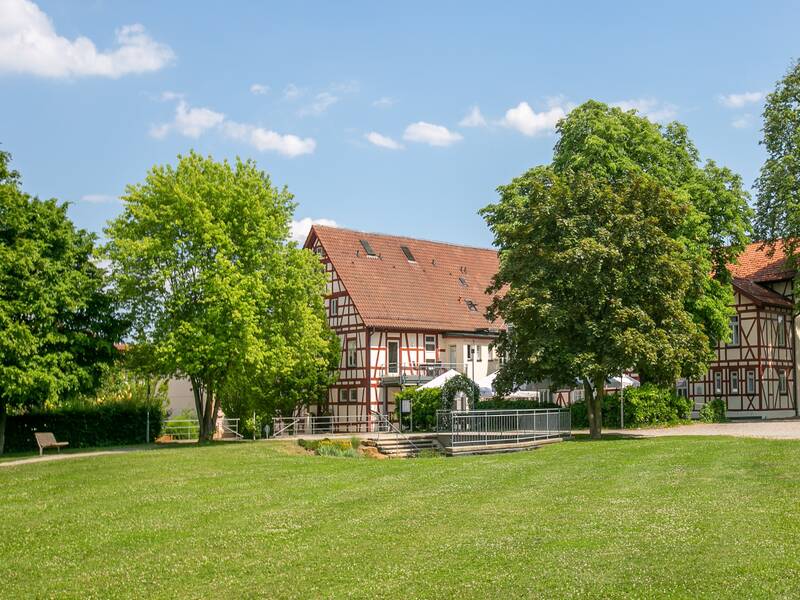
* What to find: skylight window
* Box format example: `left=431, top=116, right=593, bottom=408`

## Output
left=401, top=245, right=416, bottom=262
left=458, top=277, right=468, bottom=287
left=465, top=299, right=478, bottom=312
left=360, top=239, right=376, bottom=256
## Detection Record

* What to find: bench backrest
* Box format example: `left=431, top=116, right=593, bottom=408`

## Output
left=35, top=432, right=58, bottom=446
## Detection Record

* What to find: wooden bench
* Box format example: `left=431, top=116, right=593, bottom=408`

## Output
left=34, top=432, right=69, bottom=456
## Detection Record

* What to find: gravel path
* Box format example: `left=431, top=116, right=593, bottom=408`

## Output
left=592, top=419, right=800, bottom=440
left=0, top=447, right=141, bottom=468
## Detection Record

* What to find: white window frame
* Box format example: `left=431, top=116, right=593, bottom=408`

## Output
left=387, top=340, right=400, bottom=376
left=676, top=379, right=688, bottom=398
left=424, top=335, right=436, bottom=353
left=466, top=344, right=473, bottom=360
left=571, top=388, right=584, bottom=403
left=730, top=371, right=739, bottom=395
left=346, top=339, right=357, bottom=368
left=330, top=297, right=338, bottom=317
left=729, top=315, right=740, bottom=346
left=714, top=371, right=722, bottom=395
left=777, top=315, right=786, bottom=347
left=746, top=370, right=755, bottom=394
left=339, top=388, right=348, bottom=403
left=350, top=388, right=358, bottom=402
left=779, top=370, right=788, bottom=395
left=476, top=345, right=482, bottom=362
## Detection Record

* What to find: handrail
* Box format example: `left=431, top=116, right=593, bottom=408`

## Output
left=369, top=409, right=422, bottom=453
left=272, top=417, right=302, bottom=437
left=220, top=419, right=243, bottom=440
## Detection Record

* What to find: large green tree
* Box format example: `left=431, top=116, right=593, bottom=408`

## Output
left=0, top=150, right=123, bottom=453
left=754, top=59, right=800, bottom=275
left=105, top=152, right=338, bottom=441
left=482, top=101, right=752, bottom=438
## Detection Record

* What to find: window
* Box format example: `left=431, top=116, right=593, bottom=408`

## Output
left=465, top=299, right=478, bottom=312
left=777, top=315, right=786, bottom=347
left=346, top=339, right=357, bottom=367
left=458, top=277, right=468, bottom=288
left=476, top=345, right=482, bottom=362
left=400, top=245, right=416, bottom=262
left=714, top=371, right=722, bottom=395
left=329, top=297, right=338, bottom=317
left=730, top=371, right=739, bottom=394
left=359, top=239, right=376, bottom=256
left=466, top=344, right=473, bottom=360
left=387, top=340, right=399, bottom=375
left=339, top=388, right=348, bottom=402
left=694, top=382, right=704, bottom=396
left=779, top=370, right=788, bottom=394
left=676, top=379, right=688, bottom=398
left=746, top=370, right=756, bottom=394
left=448, top=345, right=456, bottom=367
left=729, top=315, right=740, bottom=346
left=571, top=388, right=584, bottom=403
left=424, top=335, right=436, bottom=352
left=350, top=388, right=358, bottom=402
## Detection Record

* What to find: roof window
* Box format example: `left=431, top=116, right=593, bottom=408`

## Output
left=360, top=239, right=377, bottom=256
left=401, top=245, right=416, bottom=262
left=465, top=299, right=478, bottom=312
left=458, top=277, right=468, bottom=287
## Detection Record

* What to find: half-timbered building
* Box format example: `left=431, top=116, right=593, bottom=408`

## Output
left=304, top=225, right=504, bottom=421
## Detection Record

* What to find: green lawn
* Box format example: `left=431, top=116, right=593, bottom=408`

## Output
left=2, top=437, right=800, bottom=599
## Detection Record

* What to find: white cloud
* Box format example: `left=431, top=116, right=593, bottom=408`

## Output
left=250, top=83, right=269, bottom=95
left=330, top=80, right=359, bottom=94
left=222, top=121, right=316, bottom=157
left=151, top=98, right=316, bottom=157
left=611, top=98, right=677, bottom=122
left=719, top=91, right=764, bottom=108
left=0, top=0, right=174, bottom=78
left=365, top=131, right=403, bottom=150
left=160, top=90, right=183, bottom=101
left=80, top=194, right=119, bottom=204
left=402, top=121, right=463, bottom=147
left=283, top=83, right=303, bottom=100
left=732, top=114, right=754, bottom=129
left=149, top=100, right=225, bottom=139
left=459, top=106, right=487, bottom=128
left=298, top=91, right=338, bottom=117
left=290, top=217, right=337, bottom=244
left=501, top=101, right=568, bottom=136
left=372, top=96, right=395, bottom=108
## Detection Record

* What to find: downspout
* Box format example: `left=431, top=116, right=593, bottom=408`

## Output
left=793, top=310, right=798, bottom=417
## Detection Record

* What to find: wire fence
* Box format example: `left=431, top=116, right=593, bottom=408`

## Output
left=437, top=408, right=570, bottom=446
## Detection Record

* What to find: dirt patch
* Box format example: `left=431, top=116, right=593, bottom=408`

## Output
left=359, top=445, right=387, bottom=460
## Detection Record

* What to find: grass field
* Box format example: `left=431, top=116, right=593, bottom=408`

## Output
left=2, top=437, right=800, bottom=599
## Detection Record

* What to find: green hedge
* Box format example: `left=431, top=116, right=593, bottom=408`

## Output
left=3, top=402, right=164, bottom=453
left=395, top=387, right=441, bottom=431
left=571, top=384, right=691, bottom=429
left=698, top=398, right=727, bottom=423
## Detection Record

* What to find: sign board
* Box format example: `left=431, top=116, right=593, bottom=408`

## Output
left=401, top=399, right=411, bottom=413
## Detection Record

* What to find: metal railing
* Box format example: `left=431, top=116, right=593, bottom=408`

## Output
left=368, top=409, right=421, bottom=453
left=163, top=417, right=241, bottom=440
left=272, top=414, right=392, bottom=437
left=436, top=408, right=570, bottom=447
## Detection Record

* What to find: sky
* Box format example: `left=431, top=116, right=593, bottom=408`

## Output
left=1, top=0, right=798, bottom=248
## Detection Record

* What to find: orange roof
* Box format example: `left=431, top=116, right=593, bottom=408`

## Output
left=732, top=277, right=792, bottom=308
left=308, top=225, right=504, bottom=332
left=728, top=240, right=794, bottom=283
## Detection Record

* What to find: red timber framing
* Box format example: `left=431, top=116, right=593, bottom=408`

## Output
left=688, top=288, right=797, bottom=416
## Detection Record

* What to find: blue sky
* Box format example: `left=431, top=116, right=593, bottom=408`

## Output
left=1, top=0, right=798, bottom=247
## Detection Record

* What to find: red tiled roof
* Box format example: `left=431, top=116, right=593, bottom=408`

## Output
left=728, top=240, right=794, bottom=283
left=308, top=225, right=504, bottom=332
left=732, top=277, right=792, bottom=308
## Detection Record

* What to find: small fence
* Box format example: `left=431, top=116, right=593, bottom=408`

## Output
left=163, top=417, right=241, bottom=440
left=272, top=414, right=391, bottom=437
left=437, top=408, right=571, bottom=447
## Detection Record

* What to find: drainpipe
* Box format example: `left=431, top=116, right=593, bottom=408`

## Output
left=793, top=312, right=799, bottom=417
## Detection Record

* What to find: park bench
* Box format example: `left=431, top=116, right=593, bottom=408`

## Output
left=34, top=432, right=69, bottom=456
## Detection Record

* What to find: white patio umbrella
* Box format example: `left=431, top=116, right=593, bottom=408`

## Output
left=475, top=371, right=497, bottom=398
left=418, top=369, right=462, bottom=389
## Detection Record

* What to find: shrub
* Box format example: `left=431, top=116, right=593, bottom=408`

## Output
left=298, top=438, right=360, bottom=457
left=316, top=444, right=360, bottom=458
left=699, top=398, right=727, bottom=423
left=395, top=387, right=442, bottom=431
left=570, top=384, right=691, bottom=429
left=3, top=400, right=164, bottom=453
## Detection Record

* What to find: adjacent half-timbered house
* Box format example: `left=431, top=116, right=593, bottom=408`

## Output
left=683, top=241, right=798, bottom=418
left=305, top=225, right=504, bottom=421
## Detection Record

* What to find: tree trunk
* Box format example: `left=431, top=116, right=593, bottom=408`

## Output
left=591, top=374, right=605, bottom=439
left=200, top=383, right=217, bottom=442
left=0, top=401, right=6, bottom=455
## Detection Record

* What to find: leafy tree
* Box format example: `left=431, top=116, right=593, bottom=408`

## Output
left=105, top=152, right=338, bottom=441
left=0, top=150, right=123, bottom=453
left=754, top=59, right=800, bottom=276
left=482, top=102, right=751, bottom=438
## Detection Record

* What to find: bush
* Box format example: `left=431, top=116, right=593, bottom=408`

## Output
left=395, top=387, right=442, bottom=431
left=3, top=400, right=164, bottom=453
left=298, top=438, right=360, bottom=457
left=570, top=384, right=691, bottom=429
left=476, top=398, right=560, bottom=410
left=699, top=398, right=727, bottom=423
